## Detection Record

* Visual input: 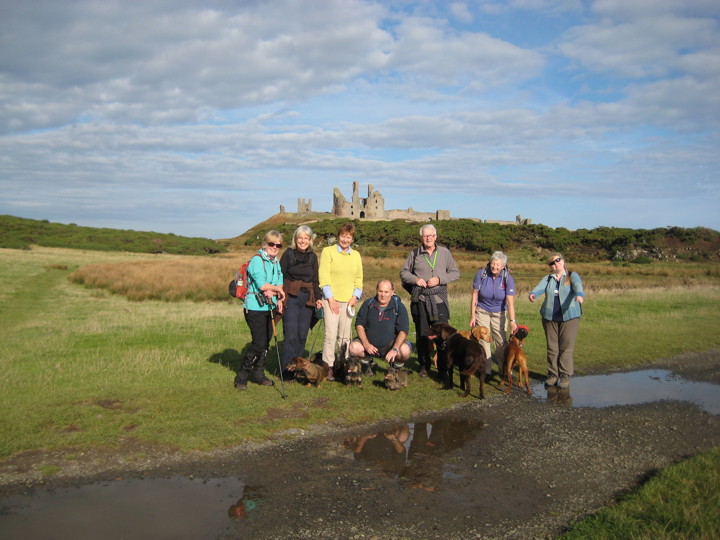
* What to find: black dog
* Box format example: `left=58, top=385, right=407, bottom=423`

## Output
left=425, top=322, right=487, bottom=399
left=334, top=354, right=363, bottom=386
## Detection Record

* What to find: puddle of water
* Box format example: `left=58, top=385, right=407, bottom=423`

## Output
left=0, top=418, right=486, bottom=539
left=0, top=476, right=258, bottom=540
left=530, top=369, right=720, bottom=415
left=335, top=417, right=485, bottom=490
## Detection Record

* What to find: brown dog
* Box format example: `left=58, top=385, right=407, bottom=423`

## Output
left=502, top=335, right=531, bottom=395
left=384, top=366, right=409, bottom=390
left=286, top=356, right=328, bottom=387
left=425, top=322, right=487, bottom=398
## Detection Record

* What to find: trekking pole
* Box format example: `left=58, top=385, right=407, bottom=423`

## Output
left=270, top=307, right=287, bottom=399
left=306, top=316, right=323, bottom=359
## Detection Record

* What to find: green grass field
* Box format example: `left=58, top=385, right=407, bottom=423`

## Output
left=1, top=246, right=719, bottom=537
left=2, top=246, right=720, bottom=457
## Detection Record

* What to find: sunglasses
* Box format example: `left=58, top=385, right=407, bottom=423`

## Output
left=266, top=242, right=282, bottom=248
left=548, top=257, right=563, bottom=266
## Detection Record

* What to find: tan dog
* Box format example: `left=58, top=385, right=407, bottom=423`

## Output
left=286, top=356, right=328, bottom=388
left=458, top=325, right=492, bottom=345
left=502, top=335, right=531, bottom=395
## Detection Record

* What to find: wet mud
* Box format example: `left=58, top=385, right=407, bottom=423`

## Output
left=1, top=350, right=719, bottom=539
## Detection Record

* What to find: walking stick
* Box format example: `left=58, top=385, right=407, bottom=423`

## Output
left=270, top=307, right=287, bottom=399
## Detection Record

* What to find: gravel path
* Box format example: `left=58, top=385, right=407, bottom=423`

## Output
left=1, top=350, right=719, bottom=539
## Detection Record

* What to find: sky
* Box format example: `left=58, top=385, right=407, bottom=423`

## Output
left=1, top=0, right=719, bottom=239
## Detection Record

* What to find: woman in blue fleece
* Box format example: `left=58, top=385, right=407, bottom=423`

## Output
left=528, top=253, right=584, bottom=389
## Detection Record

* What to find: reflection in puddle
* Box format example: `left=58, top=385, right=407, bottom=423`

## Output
left=531, top=370, right=720, bottom=415
left=341, top=418, right=485, bottom=491
left=0, top=476, right=256, bottom=540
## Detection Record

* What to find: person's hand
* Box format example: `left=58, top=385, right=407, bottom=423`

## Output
left=328, top=298, right=340, bottom=315
left=364, top=342, right=379, bottom=356
left=509, top=321, right=518, bottom=333
left=576, top=295, right=584, bottom=304
left=469, top=317, right=476, bottom=327
left=348, top=296, right=358, bottom=307
left=416, top=277, right=427, bottom=288
left=276, top=288, right=286, bottom=302
left=528, top=293, right=536, bottom=303
left=315, top=300, right=323, bottom=309
left=427, top=276, right=440, bottom=287
left=385, top=348, right=398, bottom=362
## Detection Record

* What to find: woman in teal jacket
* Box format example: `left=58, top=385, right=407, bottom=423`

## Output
left=234, top=230, right=286, bottom=391
left=528, top=253, right=584, bottom=389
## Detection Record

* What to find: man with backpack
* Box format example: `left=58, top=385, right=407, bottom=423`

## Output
left=400, top=224, right=460, bottom=381
left=349, top=280, right=412, bottom=369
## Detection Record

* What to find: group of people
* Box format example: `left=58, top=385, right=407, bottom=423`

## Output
left=233, top=222, right=585, bottom=393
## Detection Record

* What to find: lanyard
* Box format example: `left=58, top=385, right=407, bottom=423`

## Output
left=423, top=250, right=438, bottom=269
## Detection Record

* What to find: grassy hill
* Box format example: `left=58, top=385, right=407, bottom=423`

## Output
left=3, top=213, right=719, bottom=262
left=0, top=215, right=225, bottom=255
left=223, top=212, right=720, bottom=263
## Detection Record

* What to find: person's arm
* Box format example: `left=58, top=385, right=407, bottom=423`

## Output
left=470, top=289, right=479, bottom=327
left=355, top=324, right=379, bottom=356
left=506, top=294, right=517, bottom=333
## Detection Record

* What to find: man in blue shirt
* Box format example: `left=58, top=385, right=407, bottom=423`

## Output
left=349, top=280, right=412, bottom=368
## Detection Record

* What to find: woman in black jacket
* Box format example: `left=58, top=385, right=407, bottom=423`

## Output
left=280, top=225, right=323, bottom=377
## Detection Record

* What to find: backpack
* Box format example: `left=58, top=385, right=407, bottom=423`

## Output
left=480, top=265, right=509, bottom=289
left=228, top=254, right=262, bottom=300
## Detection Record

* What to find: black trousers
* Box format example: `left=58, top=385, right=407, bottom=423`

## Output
left=244, top=308, right=273, bottom=357
left=411, top=300, right=450, bottom=377
left=281, top=289, right=313, bottom=370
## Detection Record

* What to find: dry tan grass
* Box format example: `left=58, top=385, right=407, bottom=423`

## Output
left=68, top=248, right=720, bottom=302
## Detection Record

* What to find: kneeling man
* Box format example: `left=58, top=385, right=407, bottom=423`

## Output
left=349, top=279, right=412, bottom=368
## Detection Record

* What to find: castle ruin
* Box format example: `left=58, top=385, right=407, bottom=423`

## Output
left=289, top=181, right=530, bottom=225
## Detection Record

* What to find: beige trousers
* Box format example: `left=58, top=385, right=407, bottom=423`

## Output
left=473, top=307, right=508, bottom=375
left=321, top=299, right=353, bottom=367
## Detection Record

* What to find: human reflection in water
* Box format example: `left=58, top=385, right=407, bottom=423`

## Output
left=347, top=425, right=410, bottom=476
left=407, top=418, right=484, bottom=492
left=546, top=386, right=573, bottom=405
left=227, top=485, right=263, bottom=520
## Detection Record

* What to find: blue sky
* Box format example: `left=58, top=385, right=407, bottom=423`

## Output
left=1, top=0, right=719, bottom=239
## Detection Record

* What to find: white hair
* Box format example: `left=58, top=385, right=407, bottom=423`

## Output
left=419, top=224, right=437, bottom=236
left=490, top=251, right=508, bottom=267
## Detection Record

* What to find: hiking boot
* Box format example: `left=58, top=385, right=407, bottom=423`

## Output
left=327, top=367, right=334, bottom=381
left=255, top=378, right=274, bottom=386
left=419, top=368, right=428, bottom=378
left=557, top=375, right=570, bottom=389
left=234, top=381, right=248, bottom=391
left=544, top=375, right=558, bottom=387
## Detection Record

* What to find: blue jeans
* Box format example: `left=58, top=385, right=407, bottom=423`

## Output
left=281, top=289, right=314, bottom=370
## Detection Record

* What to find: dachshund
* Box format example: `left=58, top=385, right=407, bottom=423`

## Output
left=286, top=356, right=328, bottom=388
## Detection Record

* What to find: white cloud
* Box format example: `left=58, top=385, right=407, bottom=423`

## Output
left=0, top=0, right=718, bottom=237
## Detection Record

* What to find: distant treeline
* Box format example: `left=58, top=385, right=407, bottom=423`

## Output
left=248, top=218, right=720, bottom=263
left=0, top=215, right=225, bottom=255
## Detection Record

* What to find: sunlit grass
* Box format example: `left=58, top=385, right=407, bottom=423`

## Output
left=1, top=246, right=719, bottom=460
left=560, top=448, right=720, bottom=540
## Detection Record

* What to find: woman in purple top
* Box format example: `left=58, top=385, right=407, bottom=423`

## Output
left=469, top=251, right=517, bottom=378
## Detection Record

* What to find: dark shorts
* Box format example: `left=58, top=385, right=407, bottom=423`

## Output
left=351, top=338, right=412, bottom=358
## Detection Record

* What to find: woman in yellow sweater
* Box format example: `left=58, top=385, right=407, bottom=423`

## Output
left=319, top=222, right=363, bottom=377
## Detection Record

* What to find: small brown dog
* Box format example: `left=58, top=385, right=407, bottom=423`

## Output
left=502, top=329, right=531, bottom=395
left=384, top=366, right=409, bottom=390
left=287, top=356, right=328, bottom=387
left=425, top=322, right=487, bottom=399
